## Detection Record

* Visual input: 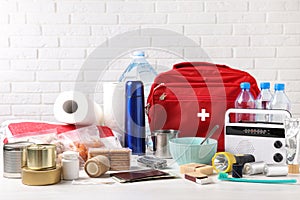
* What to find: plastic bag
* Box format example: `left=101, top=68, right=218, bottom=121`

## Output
left=5, top=128, right=58, bottom=145
left=57, top=126, right=105, bottom=162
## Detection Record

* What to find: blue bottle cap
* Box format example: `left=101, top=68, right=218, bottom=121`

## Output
left=260, top=82, right=270, bottom=89
left=240, top=82, right=250, bottom=89
left=274, top=83, right=285, bottom=91
left=132, top=51, right=145, bottom=57
left=125, top=81, right=144, bottom=97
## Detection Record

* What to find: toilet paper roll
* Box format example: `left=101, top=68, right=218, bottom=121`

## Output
left=103, top=82, right=125, bottom=134
left=54, top=91, right=103, bottom=126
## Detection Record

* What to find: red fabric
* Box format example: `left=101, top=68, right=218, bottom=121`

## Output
left=4, top=122, right=114, bottom=144
left=147, top=62, right=260, bottom=151
left=8, top=122, right=75, bottom=137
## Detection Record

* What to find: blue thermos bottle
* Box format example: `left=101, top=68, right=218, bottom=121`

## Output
left=125, top=81, right=146, bottom=155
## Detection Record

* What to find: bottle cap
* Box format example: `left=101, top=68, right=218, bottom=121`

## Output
left=240, top=82, right=250, bottom=89
left=62, top=151, right=79, bottom=160
left=274, top=83, right=285, bottom=91
left=132, top=51, right=145, bottom=57
left=260, top=82, right=270, bottom=90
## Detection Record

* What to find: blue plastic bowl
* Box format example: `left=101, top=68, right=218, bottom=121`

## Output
left=169, top=137, right=217, bottom=165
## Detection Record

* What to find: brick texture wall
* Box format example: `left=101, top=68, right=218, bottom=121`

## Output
left=0, top=0, right=300, bottom=122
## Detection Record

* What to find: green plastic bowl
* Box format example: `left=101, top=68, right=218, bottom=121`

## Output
left=169, top=137, right=217, bottom=165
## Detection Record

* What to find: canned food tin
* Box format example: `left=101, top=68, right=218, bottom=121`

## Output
left=27, top=144, right=56, bottom=170
left=3, top=141, right=34, bottom=178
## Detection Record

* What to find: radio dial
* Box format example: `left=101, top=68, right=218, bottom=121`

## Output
left=273, top=153, right=283, bottom=163
left=274, top=141, right=283, bottom=149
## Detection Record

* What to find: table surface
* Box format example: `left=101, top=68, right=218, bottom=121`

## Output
left=1, top=145, right=300, bottom=200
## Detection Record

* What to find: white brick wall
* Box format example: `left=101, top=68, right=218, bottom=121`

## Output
left=0, top=0, right=300, bottom=123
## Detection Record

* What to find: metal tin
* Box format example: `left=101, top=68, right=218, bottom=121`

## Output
left=151, top=130, right=179, bottom=159
left=22, top=166, right=61, bottom=186
left=27, top=144, right=56, bottom=170
left=3, top=141, right=34, bottom=178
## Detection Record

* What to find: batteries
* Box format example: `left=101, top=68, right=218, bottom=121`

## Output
left=243, top=161, right=265, bottom=175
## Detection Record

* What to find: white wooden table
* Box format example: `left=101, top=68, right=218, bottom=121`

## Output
left=1, top=144, right=300, bottom=200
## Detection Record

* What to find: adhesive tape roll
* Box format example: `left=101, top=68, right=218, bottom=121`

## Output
left=54, top=91, right=103, bottom=126
left=84, top=155, right=110, bottom=178
left=22, top=166, right=61, bottom=186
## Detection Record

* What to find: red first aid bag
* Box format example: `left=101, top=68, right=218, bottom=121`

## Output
left=147, top=62, right=260, bottom=151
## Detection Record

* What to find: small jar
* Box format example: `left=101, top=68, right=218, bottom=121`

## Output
left=62, top=151, right=79, bottom=180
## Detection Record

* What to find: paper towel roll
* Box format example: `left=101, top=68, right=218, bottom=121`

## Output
left=103, top=82, right=125, bottom=134
left=54, top=91, right=103, bottom=126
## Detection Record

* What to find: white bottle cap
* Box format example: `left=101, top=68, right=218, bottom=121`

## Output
left=62, top=151, right=79, bottom=160
left=132, top=51, right=145, bottom=57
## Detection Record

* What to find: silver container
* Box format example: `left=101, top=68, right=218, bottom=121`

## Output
left=151, top=130, right=179, bottom=159
left=3, top=141, right=33, bottom=178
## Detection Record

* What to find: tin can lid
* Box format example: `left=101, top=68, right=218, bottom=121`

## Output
left=27, top=144, right=56, bottom=150
left=4, top=141, right=34, bottom=151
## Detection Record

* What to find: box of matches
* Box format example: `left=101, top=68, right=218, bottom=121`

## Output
left=184, top=172, right=213, bottom=185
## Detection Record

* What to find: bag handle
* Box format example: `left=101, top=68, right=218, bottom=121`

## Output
left=173, top=62, right=229, bottom=69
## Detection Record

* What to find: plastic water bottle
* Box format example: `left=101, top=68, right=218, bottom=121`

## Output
left=119, top=51, right=157, bottom=149
left=270, top=83, right=291, bottom=123
left=235, top=82, right=256, bottom=122
left=119, top=51, right=157, bottom=94
left=255, top=82, right=273, bottom=122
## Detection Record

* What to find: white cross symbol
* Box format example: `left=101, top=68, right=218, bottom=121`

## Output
left=197, top=109, right=210, bottom=121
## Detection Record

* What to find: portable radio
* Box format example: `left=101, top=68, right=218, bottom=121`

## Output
left=225, top=109, right=291, bottom=164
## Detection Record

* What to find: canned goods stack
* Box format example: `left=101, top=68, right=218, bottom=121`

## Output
left=21, top=144, right=61, bottom=186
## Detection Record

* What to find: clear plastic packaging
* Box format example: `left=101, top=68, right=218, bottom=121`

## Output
left=58, top=126, right=104, bottom=162
left=57, top=126, right=122, bottom=164
left=285, top=118, right=300, bottom=165
left=4, top=128, right=58, bottom=144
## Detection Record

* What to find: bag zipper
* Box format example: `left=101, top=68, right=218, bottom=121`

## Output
left=146, top=83, right=165, bottom=114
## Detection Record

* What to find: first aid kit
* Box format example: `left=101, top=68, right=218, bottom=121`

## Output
left=146, top=62, right=260, bottom=151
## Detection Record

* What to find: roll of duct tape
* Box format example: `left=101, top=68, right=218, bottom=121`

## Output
left=21, top=166, right=61, bottom=186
